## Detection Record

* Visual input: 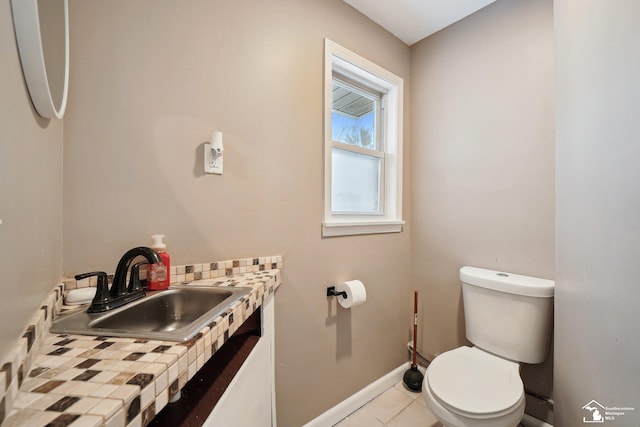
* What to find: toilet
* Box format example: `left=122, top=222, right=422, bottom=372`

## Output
left=422, top=266, right=554, bottom=427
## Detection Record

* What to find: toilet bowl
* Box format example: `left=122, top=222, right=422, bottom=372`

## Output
left=422, top=346, right=525, bottom=427
left=422, top=267, right=554, bottom=427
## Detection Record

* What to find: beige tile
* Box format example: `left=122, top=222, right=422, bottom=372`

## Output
left=197, top=353, right=205, bottom=371
left=137, top=362, right=165, bottom=377
left=20, top=376, right=49, bottom=392
left=153, top=353, right=178, bottom=366
left=188, top=361, right=197, bottom=380
left=155, top=371, right=168, bottom=395
left=2, top=409, right=39, bottom=426
left=204, top=330, right=212, bottom=348
left=394, top=380, right=424, bottom=401
left=126, top=413, right=142, bottom=427
left=196, top=338, right=204, bottom=357
left=88, top=383, right=120, bottom=398
left=67, top=396, right=103, bottom=414
left=51, top=367, right=85, bottom=381
left=387, top=400, right=441, bottom=427
left=105, top=408, right=126, bottom=427
left=87, top=398, right=122, bottom=418
left=53, top=380, right=87, bottom=396
left=93, top=359, right=134, bottom=372
left=178, top=353, right=188, bottom=374
left=27, top=410, right=60, bottom=426
left=187, top=346, right=197, bottom=364
left=416, top=395, right=428, bottom=406
left=12, top=392, right=44, bottom=409
left=59, top=357, right=89, bottom=369
left=155, top=387, right=169, bottom=413
left=88, top=370, right=119, bottom=384
left=366, top=386, right=414, bottom=423
left=167, top=361, right=179, bottom=384
left=34, top=354, right=65, bottom=368
left=27, top=393, right=66, bottom=411
left=108, top=384, right=139, bottom=404
left=137, top=352, right=161, bottom=363
left=64, top=347, right=94, bottom=358
left=120, top=343, right=145, bottom=352
left=68, top=414, right=103, bottom=427
left=334, top=406, right=384, bottom=427
left=124, top=361, right=149, bottom=373
left=140, top=384, right=155, bottom=409
left=71, top=381, right=104, bottom=397
left=131, top=343, right=159, bottom=353
left=73, top=340, right=104, bottom=349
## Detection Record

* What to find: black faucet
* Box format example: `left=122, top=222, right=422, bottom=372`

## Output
left=111, top=247, right=161, bottom=299
left=76, top=247, right=162, bottom=313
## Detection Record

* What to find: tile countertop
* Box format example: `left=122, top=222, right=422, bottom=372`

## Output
left=2, top=269, right=281, bottom=427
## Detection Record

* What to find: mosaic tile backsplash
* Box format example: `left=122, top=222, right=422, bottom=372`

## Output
left=66, top=256, right=283, bottom=290
left=0, top=256, right=282, bottom=427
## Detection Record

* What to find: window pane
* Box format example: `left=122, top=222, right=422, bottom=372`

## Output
left=332, top=81, right=377, bottom=150
left=332, top=148, right=381, bottom=213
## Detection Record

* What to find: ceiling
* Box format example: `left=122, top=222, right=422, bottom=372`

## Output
left=343, top=0, right=497, bottom=46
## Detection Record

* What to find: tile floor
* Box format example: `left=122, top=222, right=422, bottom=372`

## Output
left=334, top=381, right=441, bottom=427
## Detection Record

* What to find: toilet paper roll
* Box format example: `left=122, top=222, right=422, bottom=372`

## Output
left=336, top=280, right=367, bottom=308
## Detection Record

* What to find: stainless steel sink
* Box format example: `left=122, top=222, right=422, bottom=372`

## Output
left=51, top=286, right=251, bottom=341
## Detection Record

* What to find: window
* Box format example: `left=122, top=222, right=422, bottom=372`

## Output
left=323, top=39, right=404, bottom=237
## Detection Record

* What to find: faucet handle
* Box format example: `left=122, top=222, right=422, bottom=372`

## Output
left=128, top=261, right=149, bottom=293
left=75, top=271, right=111, bottom=313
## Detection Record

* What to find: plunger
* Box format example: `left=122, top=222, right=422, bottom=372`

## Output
left=403, top=290, right=424, bottom=392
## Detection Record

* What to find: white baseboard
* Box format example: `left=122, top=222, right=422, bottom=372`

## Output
left=521, top=413, right=553, bottom=427
left=303, top=363, right=409, bottom=427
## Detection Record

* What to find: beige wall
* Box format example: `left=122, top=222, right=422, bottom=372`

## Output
left=410, top=0, right=554, bottom=420
left=555, top=1, right=640, bottom=425
left=64, top=1, right=410, bottom=425
left=0, top=2, right=63, bottom=360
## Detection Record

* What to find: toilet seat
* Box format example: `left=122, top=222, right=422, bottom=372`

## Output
left=427, top=346, right=523, bottom=418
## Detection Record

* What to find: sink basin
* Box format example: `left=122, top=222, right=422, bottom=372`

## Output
left=51, top=286, right=251, bottom=341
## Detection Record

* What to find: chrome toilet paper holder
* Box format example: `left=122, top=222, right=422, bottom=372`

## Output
left=326, top=286, right=347, bottom=299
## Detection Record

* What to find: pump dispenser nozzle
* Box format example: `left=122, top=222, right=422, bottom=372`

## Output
left=151, top=234, right=166, bottom=250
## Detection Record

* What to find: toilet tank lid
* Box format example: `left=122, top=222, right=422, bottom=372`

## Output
left=460, top=266, right=554, bottom=297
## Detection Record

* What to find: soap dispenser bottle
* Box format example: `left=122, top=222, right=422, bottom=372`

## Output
left=148, top=234, right=171, bottom=290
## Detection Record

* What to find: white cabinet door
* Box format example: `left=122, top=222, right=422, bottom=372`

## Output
left=203, top=294, right=275, bottom=426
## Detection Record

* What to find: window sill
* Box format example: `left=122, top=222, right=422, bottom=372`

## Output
left=322, top=220, right=404, bottom=237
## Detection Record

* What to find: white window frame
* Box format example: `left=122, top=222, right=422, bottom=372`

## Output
left=323, top=39, right=404, bottom=237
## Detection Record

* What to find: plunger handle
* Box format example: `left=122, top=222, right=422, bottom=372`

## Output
left=412, top=290, right=418, bottom=366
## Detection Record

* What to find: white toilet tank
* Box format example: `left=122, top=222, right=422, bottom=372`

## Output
left=460, top=266, right=554, bottom=364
